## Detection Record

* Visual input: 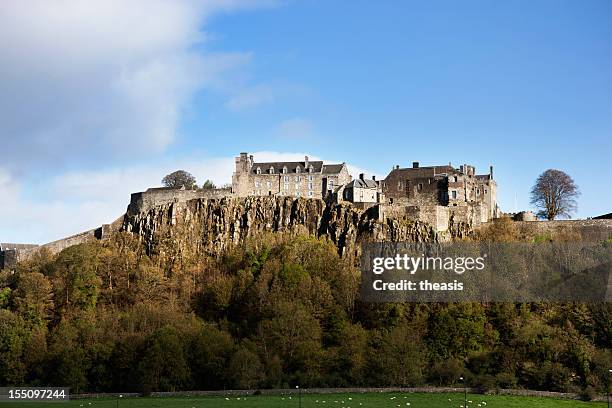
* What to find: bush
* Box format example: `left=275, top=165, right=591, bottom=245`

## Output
left=495, top=372, right=517, bottom=388
left=473, top=374, right=497, bottom=394
left=578, top=386, right=597, bottom=401
left=428, top=359, right=464, bottom=386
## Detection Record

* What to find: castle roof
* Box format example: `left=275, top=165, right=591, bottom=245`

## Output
left=347, top=178, right=378, bottom=189
left=386, top=165, right=455, bottom=179
left=251, top=161, right=345, bottom=174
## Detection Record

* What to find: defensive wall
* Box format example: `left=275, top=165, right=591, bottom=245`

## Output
left=127, top=187, right=232, bottom=215
left=514, top=219, right=612, bottom=242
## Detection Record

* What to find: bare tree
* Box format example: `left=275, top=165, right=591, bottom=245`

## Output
left=530, top=169, right=579, bottom=220
left=162, top=170, right=197, bottom=189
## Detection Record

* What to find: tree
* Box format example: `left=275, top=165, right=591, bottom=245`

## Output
left=530, top=169, right=579, bottom=220
left=138, top=326, right=190, bottom=392
left=162, top=170, right=197, bottom=190
left=51, top=244, right=101, bottom=314
left=13, top=272, right=54, bottom=327
left=201, top=179, right=216, bottom=189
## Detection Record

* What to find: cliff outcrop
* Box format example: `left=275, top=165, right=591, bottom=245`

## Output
left=123, top=196, right=448, bottom=258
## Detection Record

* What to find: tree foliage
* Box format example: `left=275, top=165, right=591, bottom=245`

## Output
left=162, top=170, right=197, bottom=190
left=201, top=179, right=216, bottom=189
left=0, top=232, right=609, bottom=394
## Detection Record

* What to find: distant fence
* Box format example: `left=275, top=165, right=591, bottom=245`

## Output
left=72, top=387, right=604, bottom=401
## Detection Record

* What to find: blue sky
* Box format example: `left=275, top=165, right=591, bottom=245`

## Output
left=0, top=0, right=611, bottom=243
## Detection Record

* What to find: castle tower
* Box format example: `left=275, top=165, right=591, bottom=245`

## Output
left=232, top=152, right=253, bottom=196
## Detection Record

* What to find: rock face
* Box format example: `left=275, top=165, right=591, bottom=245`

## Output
left=123, top=196, right=444, bottom=258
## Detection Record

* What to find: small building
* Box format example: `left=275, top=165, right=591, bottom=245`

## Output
left=342, top=174, right=382, bottom=203
left=513, top=211, right=537, bottom=221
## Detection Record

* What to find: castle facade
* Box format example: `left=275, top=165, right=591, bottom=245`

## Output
left=232, top=152, right=352, bottom=199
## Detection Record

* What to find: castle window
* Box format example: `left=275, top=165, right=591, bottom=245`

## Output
left=255, top=181, right=261, bottom=187
left=296, top=166, right=301, bottom=173
left=308, top=175, right=313, bottom=181
left=397, top=181, right=402, bottom=189
left=269, top=166, right=275, bottom=174
left=308, top=191, right=313, bottom=197
left=417, top=183, right=423, bottom=191
left=284, top=175, right=289, bottom=182
left=284, top=183, right=289, bottom=190
left=308, top=182, right=313, bottom=190
left=295, top=176, right=301, bottom=182
left=329, top=180, right=334, bottom=189
left=256, top=167, right=261, bottom=175
left=476, top=188, right=480, bottom=195
left=485, top=189, right=488, bottom=194
left=308, top=165, right=314, bottom=173
left=296, top=191, right=301, bottom=197
left=451, top=190, right=457, bottom=199
left=267, top=181, right=272, bottom=188
left=283, top=166, right=288, bottom=174
left=453, top=176, right=458, bottom=182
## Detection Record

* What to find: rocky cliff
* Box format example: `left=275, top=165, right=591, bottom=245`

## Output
left=123, top=196, right=448, bottom=259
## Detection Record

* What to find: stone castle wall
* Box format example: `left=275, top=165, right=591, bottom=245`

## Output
left=127, top=187, right=232, bottom=215
left=514, top=219, right=612, bottom=242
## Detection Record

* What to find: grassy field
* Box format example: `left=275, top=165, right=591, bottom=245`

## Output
left=1, top=392, right=607, bottom=408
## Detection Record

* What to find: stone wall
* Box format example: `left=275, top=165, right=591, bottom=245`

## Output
left=72, top=387, right=601, bottom=402
left=0, top=243, right=39, bottom=270
left=127, top=187, right=232, bottom=215
left=514, top=219, right=612, bottom=242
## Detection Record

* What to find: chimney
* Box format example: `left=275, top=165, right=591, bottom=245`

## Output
left=359, top=173, right=365, bottom=181
left=412, top=161, right=419, bottom=169
left=489, top=165, right=494, bottom=179
left=395, top=165, right=400, bottom=170
left=305, top=155, right=309, bottom=167
left=372, top=175, right=376, bottom=181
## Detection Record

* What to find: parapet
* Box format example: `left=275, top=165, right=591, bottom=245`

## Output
left=127, top=187, right=233, bottom=215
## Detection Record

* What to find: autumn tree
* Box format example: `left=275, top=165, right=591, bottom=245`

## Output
left=161, top=170, right=197, bottom=189
left=530, top=169, right=579, bottom=220
left=13, top=272, right=54, bottom=326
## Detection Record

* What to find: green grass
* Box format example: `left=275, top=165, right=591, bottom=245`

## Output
left=1, top=392, right=606, bottom=408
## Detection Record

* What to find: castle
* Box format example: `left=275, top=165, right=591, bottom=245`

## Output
left=4, top=151, right=612, bottom=271
left=231, top=152, right=499, bottom=225
left=1, top=152, right=500, bottom=269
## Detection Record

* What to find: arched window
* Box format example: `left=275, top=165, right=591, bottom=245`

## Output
left=269, top=166, right=275, bottom=174
left=296, top=166, right=301, bottom=173
left=283, top=166, right=288, bottom=174
left=256, top=167, right=261, bottom=174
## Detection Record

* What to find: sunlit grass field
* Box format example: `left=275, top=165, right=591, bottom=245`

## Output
left=2, top=392, right=606, bottom=408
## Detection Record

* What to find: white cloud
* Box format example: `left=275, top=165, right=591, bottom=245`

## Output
left=0, top=151, right=381, bottom=244
left=0, top=0, right=268, bottom=174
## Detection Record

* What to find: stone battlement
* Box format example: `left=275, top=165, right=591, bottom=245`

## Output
left=127, top=187, right=233, bottom=215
